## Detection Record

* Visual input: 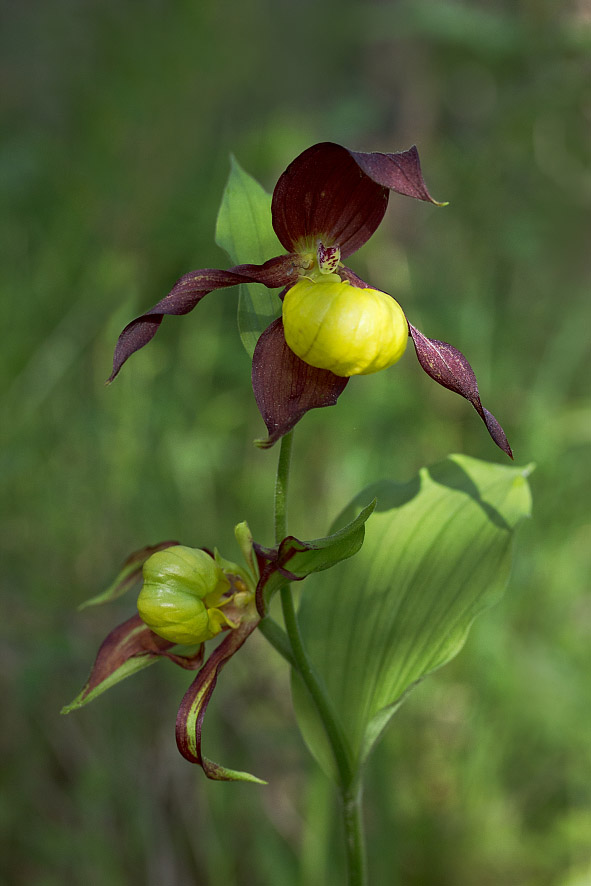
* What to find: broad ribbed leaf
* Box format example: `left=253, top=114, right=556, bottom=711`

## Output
left=292, top=454, right=532, bottom=783
left=215, top=155, right=283, bottom=356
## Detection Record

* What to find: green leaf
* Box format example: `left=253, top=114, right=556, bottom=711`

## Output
left=292, top=455, right=532, bottom=783
left=215, top=155, right=283, bottom=356
left=256, top=501, right=376, bottom=611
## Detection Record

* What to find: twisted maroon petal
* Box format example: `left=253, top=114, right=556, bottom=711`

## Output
left=108, top=255, right=295, bottom=382
left=75, top=614, right=204, bottom=704
left=82, top=615, right=174, bottom=697
left=408, top=324, right=513, bottom=458
left=271, top=142, right=442, bottom=259
left=175, top=621, right=260, bottom=779
left=252, top=317, right=349, bottom=447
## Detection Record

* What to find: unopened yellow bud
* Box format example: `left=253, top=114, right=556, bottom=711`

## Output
left=138, top=546, right=233, bottom=645
left=282, top=277, right=408, bottom=377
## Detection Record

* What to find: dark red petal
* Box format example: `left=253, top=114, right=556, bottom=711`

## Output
left=62, top=614, right=205, bottom=713
left=175, top=621, right=260, bottom=779
left=251, top=317, right=349, bottom=448
left=271, top=143, right=443, bottom=259
left=408, top=323, right=513, bottom=458
left=348, top=145, right=444, bottom=205
left=75, top=614, right=181, bottom=702
left=272, top=143, right=388, bottom=258
left=163, top=647, right=206, bottom=670
left=108, top=255, right=295, bottom=382
left=87, top=615, right=174, bottom=689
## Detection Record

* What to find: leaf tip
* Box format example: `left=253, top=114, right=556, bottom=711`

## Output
left=60, top=696, right=83, bottom=715
left=234, top=771, right=268, bottom=786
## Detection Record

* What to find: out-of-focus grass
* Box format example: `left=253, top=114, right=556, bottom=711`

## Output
left=2, top=0, right=590, bottom=883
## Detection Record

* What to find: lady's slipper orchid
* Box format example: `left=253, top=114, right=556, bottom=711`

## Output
left=62, top=506, right=372, bottom=781
left=63, top=537, right=267, bottom=782
left=108, top=142, right=512, bottom=457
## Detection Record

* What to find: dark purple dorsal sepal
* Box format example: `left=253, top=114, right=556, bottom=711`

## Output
left=348, top=145, right=445, bottom=205
left=271, top=142, right=443, bottom=260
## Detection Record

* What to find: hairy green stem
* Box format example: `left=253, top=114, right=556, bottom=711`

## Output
left=272, top=431, right=367, bottom=886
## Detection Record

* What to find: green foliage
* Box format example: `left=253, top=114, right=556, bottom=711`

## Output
left=259, top=501, right=375, bottom=608
left=215, top=156, right=282, bottom=356
left=293, top=456, right=532, bottom=781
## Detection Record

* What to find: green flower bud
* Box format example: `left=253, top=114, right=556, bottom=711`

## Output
left=137, top=546, right=233, bottom=645
left=282, top=276, right=408, bottom=377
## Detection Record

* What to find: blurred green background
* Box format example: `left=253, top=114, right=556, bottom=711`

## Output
left=2, top=0, right=590, bottom=883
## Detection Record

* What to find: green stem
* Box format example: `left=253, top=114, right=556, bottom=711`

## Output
left=342, top=786, right=367, bottom=886
left=272, top=431, right=367, bottom=886
left=278, top=584, right=354, bottom=790
left=274, top=429, right=293, bottom=543
left=257, top=616, right=297, bottom=670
